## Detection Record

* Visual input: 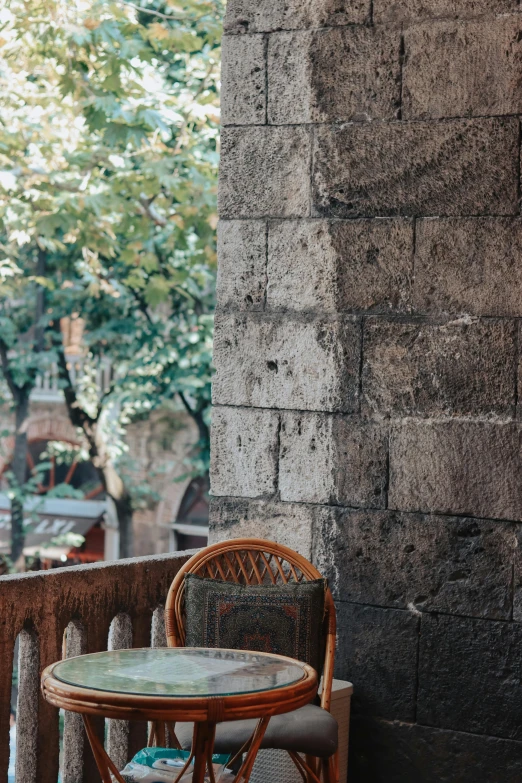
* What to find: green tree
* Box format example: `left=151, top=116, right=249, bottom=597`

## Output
left=0, top=0, right=221, bottom=559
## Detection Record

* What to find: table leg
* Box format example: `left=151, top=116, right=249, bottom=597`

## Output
left=233, top=716, right=270, bottom=783
left=191, top=721, right=217, bottom=783
left=83, top=715, right=127, bottom=783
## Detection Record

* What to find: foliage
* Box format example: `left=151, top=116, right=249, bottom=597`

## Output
left=0, top=0, right=222, bottom=553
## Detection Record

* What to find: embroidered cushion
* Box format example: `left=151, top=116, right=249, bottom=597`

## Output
left=184, top=573, right=326, bottom=674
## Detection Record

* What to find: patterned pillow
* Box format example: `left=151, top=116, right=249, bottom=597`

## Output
left=184, top=573, right=326, bottom=674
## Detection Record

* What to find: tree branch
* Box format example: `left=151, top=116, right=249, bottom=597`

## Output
left=55, top=343, right=97, bottom=433
left=0, top=340, right=20, bottom=402
left=120, top=1, right=211, bottom=22
left=132, top=290, right=154, bottom=325
left=179, top=391, right=209, bottom=445
left=137, top=196, right=167, bottom=227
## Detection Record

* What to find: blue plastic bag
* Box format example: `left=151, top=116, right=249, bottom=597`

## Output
left=120, top=747, right=232, bottom=783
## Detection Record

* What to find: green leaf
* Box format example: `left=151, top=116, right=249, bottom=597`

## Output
left=144, top=275, right=170, bottom=307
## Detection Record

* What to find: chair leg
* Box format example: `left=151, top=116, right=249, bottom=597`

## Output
left=305, top=755, right=318, bottom=783
left=321, top=752, right=339, bottom=783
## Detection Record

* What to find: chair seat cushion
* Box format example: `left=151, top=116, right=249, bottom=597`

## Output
left=174, top=704, right=338, bottom=759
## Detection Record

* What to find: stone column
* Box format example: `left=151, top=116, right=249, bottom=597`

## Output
left=211, top=1, right=522, bottom=780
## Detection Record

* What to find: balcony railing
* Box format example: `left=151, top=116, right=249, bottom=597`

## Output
left=31, top=357, right=113, bottom=403
left=0, top=550, right=193, bottom=783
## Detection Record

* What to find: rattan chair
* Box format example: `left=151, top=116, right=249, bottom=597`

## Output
left=165, top=537, right=338, bottom=783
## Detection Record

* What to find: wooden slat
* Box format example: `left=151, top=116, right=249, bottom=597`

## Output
left=211, top=556, right=228, bottom=582
left=272, top=556, right=289, bottom=584
left=233, top=551, right=251, bottom=584
left=246, top=551, right=263, bottom=584
left=222, top=552, right=241, bottom=583
left=258, top=552, right=277, bottom=584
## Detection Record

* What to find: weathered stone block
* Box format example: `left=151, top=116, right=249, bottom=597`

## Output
left=210, top=406, right=279, bottom=498
left=389, top=421, right=522, bottom=520
left=512, top=524, right=522, bottom=622
left=374, top=0, right=517, bottom=24
left=349, top=717, right=522, bottom=783
left=209, top=497, right=320, bottom=559
left=219, top=127, right=311, bottom=219
left=212, top=313, right=361, bottom=412
left=267, top=219, right=413, bottom=314
left=336, top=603, right=419, bottom=720
left=362, top=318, right=516, bottom=417
left=414, top=218, right=522, bottom=317
left=279, top=412, right=387, bottom=507
left=418, top=614, right=522, bottom=740
left=268, top=28, right=400, bottom=125
left=224, top=0, right=369, bottom=33
left=221, top=34, right=266, bottom=125
left=217, top=221, right=266, bottom=312
left=312, top=118, right=519, bottom=218
left=313, top=507, right=516, bottom=620
left=403, top=18, right=522, bottom=120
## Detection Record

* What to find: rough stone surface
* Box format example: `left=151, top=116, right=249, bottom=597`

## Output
left=362, top=318, right=516, bottom=417
left=216, top=220, right=266, bottom=312
left=336, top=603, right=419, bottom=720
left=312, top=118, right=519, bottom=218
left=511, top=524, right=522, bottom=623
left=212, top=313, right=361, bottom=412
left=219, top=127, right=311, bottom=219
left=16, top=630, right=39, bottom=783
left=221, top=34, right=266, bottom=125
left=268, top=28, right=400, bottom=125
left=403, top=18, right=522, bottom=120
left=267, top=219, right=413, bottom=313
left=374, top=0, right=518, bottom=24
left=224, top=0, right=370, bottom=33
left=417, top=613, right=522, bottom=740
left=208, top=497, right=318, bottom=559
left=414, top=218, right=522, bottom=317
left=214, top=1, right=522, bottom=774
left=279, top=412, right=388, bottom=507
left=313, top=507, right=516, bottom=620
left=210, top=406, right=279, bottom=498
left=349, top=717, right=522, bottom=783
left=389, top=420, right=522, bottom=520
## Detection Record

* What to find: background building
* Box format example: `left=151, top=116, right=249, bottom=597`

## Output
left=0, top=393, right=205, bottom=566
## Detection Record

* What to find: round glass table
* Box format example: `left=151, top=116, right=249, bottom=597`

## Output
left=41, top=647, right=317, bottom=783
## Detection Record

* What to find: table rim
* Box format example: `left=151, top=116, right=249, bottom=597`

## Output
left=41, top=647, right=318, bottom=723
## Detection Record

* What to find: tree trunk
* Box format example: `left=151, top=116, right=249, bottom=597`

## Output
left=92, top=429, right=134, bottom=559
left=110, top=483, right=134, bottom=559
left=56, top=345, right=135, bottom=560
left=10, top=393, right=30, bottom=563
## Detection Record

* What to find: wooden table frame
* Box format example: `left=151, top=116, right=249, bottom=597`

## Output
left=41, top=648, right=318, bottom=783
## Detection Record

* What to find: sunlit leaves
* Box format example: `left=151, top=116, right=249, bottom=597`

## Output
left=0, top=0, right=222, bottom=484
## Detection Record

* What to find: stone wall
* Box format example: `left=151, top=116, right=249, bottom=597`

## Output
left=210, top=1, right=522, bottom=780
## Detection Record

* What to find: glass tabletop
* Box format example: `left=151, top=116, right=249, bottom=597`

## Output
left=52, top=648, right=307, bottom=698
